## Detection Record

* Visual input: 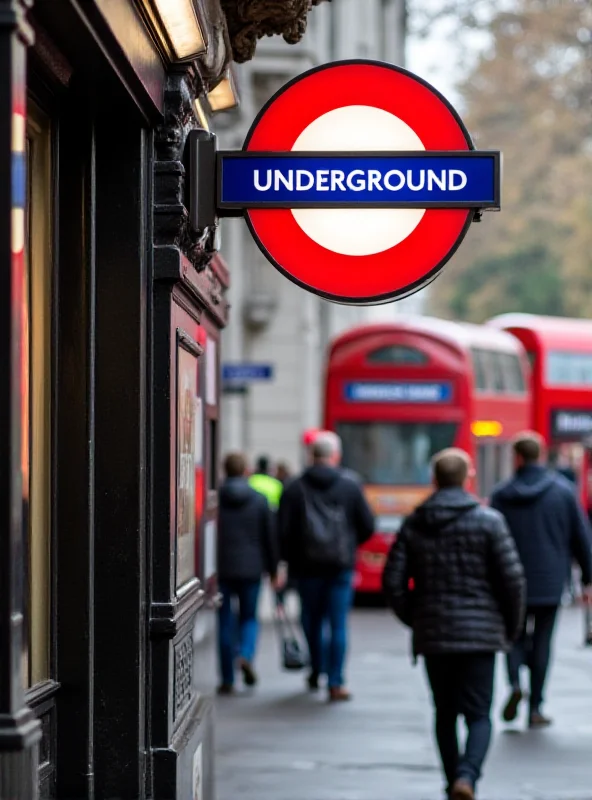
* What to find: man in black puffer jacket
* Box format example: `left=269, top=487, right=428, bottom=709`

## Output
left=491, top=432, right=592, bottom=729
left=383, top=449, right=525, bottom=800
left=217, top=452, right=279, bottom=694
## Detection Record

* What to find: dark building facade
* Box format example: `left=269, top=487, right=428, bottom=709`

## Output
left=0, top=1, right=328, bottom=798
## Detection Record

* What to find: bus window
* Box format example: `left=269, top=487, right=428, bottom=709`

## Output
left=471, top=349, right=488, bottom=390
left=367, top=345, right=427, bottom=365
left=477, top=444, right=490, bottom=497
left=547, top=351, right=592, bottom=387
left=478, top=442, right=512, bottom=497
left=336, top=421, right=457, bottom=486
left=501, top=443, right=513, bottom=481
left=493, top=443, right=511, bottom=485
left=500, top=353, right=526, bottom=393
left=490, top=353, right=506, bottom=393
left=477, top=443, right=498, bottom=497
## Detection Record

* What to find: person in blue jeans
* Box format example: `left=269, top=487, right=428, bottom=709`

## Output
left=297, top=570, right=354, bottom=692
left=279, top=432, right=374, bottom=701
left=491, top=432, right=592, bottom=728
left=217, top=452, right=279, bottom=694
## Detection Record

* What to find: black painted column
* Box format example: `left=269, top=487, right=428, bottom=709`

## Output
left=54, top=82, right=97, bottom=800
left=0, top=1, right=41, bottom=796
left=92, top=102, right=149, bottom=800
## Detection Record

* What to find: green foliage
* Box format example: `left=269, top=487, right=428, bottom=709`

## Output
left=446, top=245, right=564, bottom=321
left=422, top=0, right=592, bottom=321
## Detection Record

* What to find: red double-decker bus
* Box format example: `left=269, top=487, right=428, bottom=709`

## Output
left=323, top=317, right=531, bottom=594
left=490, top=314, right=592, bottom=512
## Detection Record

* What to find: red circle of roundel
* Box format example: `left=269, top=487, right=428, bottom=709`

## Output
left=244, top=61, right=473, bottom=304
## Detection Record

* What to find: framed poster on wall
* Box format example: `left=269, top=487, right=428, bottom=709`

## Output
left=176, top=331, right=202, bottom=590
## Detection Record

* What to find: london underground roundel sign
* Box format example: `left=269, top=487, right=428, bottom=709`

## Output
left=216, top=60, right=501, bottom=305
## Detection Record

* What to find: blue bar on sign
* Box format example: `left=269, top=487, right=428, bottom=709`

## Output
left=344, top=382, right=452, bottom=403
left=222, top=364, right=274, bottom=382
left=218, top=152, right=499, bottom=209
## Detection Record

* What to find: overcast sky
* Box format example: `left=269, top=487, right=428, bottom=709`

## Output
left=408, top=31, right=459, bottom=103
left=406, top=4, right=492, bottom=110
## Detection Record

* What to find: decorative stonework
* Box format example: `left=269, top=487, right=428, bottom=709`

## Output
left=173, top=634, right=194, bottom=718
left=198, top=0, right=233, bottom=85
left=221, top=0, right=331, bottom=63
left=155, top=71, right=203, bottom=164
left=154, top=71, right=216, bottom=272
left=153, top=70, right=230, bottom=325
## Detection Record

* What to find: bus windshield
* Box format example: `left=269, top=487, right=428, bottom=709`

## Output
left=336, top=421, right=458, bottom=486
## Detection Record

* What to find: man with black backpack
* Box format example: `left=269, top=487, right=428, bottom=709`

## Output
left=278, top=431, right=374, bottom=701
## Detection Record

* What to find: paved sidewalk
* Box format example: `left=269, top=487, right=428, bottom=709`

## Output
left=215, top=605, right=592, bottom=800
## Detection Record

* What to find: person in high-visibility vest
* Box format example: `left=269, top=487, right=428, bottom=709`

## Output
left=249, top=455, right=283, bottom=511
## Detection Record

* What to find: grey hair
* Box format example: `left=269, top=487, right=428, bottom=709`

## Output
left=312, top=431, right=342, bottom=460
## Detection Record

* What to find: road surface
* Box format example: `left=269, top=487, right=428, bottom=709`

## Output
left=215, top=604, right=592, bottom=800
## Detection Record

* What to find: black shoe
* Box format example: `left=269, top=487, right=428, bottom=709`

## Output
left=239, top=659, right=257, bottom=687
left=529, top=710, right=552, bottom=729
left=328, top=686, right=352, bottom=702
left=217, top=684, right=234, bottom=696
left=451, top=779, right=474, bottom=800
left=307, top=672, right=319, bottom=691
left=502, top=688, right=523, bottom=722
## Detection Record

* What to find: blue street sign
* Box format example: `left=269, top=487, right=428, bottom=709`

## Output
left=222, top=364, right=274, bottom=382
left=344, top=382, right=452, bottom=403
left=218, top=151, right=499, bottom=210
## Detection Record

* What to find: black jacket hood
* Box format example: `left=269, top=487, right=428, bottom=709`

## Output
left=303, top=464, right=342, bottom=490
left=219, top=477, right=253, bottom=508
left=494, top=465, right=557, bottom=505
left=409, top=487, right=480, bottom=534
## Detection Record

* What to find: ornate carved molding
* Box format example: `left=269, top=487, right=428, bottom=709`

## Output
left=153, top=71, right=229, bottom=325
left=198, top=0, right=233, bottom=86
left=155, top=71, right=202, bottom=163
left=173, top=634, right=193, bottom=720
left=154, top=71, right=213, bottom=272
left=221, top=0, right=331, bottom=64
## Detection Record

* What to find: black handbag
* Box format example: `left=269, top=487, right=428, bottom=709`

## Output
left=274, top=592, right=307, bottom=671
left=585, top=606, right=592, bottom=647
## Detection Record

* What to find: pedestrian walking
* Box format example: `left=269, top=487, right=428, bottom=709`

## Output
left=217, top=452, right=279, bottom=694
left=550, top=452, right=580, bottom=605
left=249, top=454, right=283, bottom=510
left=275, top=461, right=292, bottom=486
left=383, top=448, right=525, bottom=800
left=490, top=432, right=592, bottom=728
left=278, top=431, right=374, bottom=701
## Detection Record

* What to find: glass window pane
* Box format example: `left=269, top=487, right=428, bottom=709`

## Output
left=477, top=444, right=496, bottom=497
left=547, top=351, right=592, bottom=387
left=176, top=343, right=199, bottom=590
left=367, top=345, right=428, bottom=365
left=471, top=349, right=488, bottom=391
left=208, top=419, right=218, bottom=491
left=499, top=353, right=526, bottom=393
left=490, top=353, right=505, bottom=393
left=336, top=421, right=457, bottom=486
left=25, top=102, right=52, bottom=686
left=477, top=444, right=488, bottom=497
left=493, top=444, right=503, bottom=484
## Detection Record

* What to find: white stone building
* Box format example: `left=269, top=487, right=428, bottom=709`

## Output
left=217, top=0, right=424, bottom=472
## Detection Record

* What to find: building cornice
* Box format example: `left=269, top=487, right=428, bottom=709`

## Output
left=221, top=0, right=331, bottom=64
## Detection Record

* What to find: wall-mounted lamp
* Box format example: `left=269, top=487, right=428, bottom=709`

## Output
left=207, top=71, right=239, bottom=113
left=194, top=99, right=210, bottom=131
left=152, top=0, right=207, bottom=60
